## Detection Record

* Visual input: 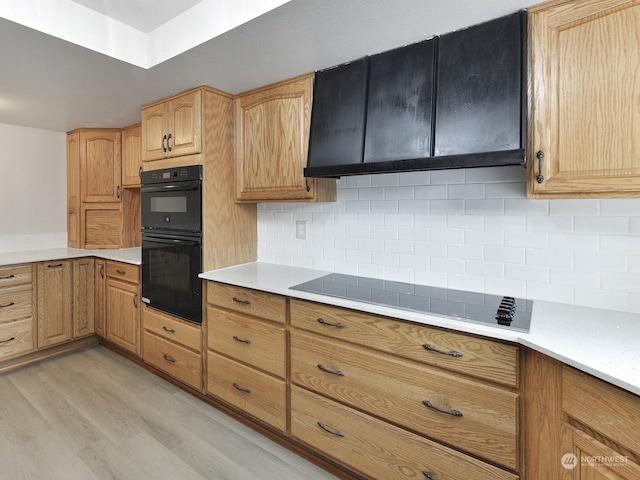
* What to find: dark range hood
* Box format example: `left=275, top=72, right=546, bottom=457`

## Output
left=305, top=11, right=527, bottom=178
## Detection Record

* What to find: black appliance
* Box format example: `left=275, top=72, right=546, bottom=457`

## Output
left=291, top=273, right=533, bottom=332
left=141, top=165, right=203, bottom=324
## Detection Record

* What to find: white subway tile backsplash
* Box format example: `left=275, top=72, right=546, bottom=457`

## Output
left=256, top=170, right=640, bottom=314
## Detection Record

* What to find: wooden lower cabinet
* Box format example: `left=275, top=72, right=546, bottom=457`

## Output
left=36, top=260, right=72, bottom=349
left=72, top=258, right=95, bottom=338
left=94, top=259, right=106, bottom=337
left=106, top=262, right=140, bottom=355
left=291, top=386, right=518, bottom=480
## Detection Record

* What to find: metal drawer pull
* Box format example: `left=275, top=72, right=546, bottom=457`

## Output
left=317, top=421, right=345, bottom=437
left=0, top=302, right=15, bottom=308
left=233, top=335, right=251, bottom=344
left=162, top=326, right=176, bottom=334
left=317, top=318, right=344, bottom=328
left=162, top=354, right=176, bottom=364
left=232, top=383, right=251, bottom=394
left=422, top=400, right=463, bottom=417
left=0, top=274, right=15, bottom=280
left=47, top=263, right=63, bottom=268
left=117, top=269, right=126, bottom=275
left=423, top=471, right=435, bottom=479
left=0, top=336, right=15, bottom=344
left=232, top=297, right=251, bottom=306
left=317, top=364, right=345, bottom=377
left=422, top=344, right=463, bottom=358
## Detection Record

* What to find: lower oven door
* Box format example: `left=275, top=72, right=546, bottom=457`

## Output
left=142, top=231, right=202, bottom=324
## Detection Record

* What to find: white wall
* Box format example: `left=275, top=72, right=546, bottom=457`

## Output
left=0, top=123, right=67, bottom=252
left=258, top=166, right=640, bottom=314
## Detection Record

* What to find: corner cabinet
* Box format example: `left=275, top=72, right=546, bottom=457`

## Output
left=528, top=0, right=640, bottom=198
left=234, top=74, right=336, bottom=202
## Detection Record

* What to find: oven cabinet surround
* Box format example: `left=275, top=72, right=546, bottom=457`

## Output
left=523, top=351, right=640, bottom=480
left=527, top=0, right=640, bottom=198
left=105, top=261, right=141, bottom=356
left=0, top=264, right=35, bottom=361
left=142, top=305, right=203, bottom=390
left=205, top=282, right=288, bottom=432
left=234, top=74, right=336, bottom=203
left=122, top=123, right=142, bottom=188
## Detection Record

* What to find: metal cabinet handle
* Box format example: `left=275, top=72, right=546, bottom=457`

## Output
left=536, top=150, right=544, bottom=184
left=117, top=269, right=126, bottom=275
left=422, top=471, right=435, bottom=480
left=162, top=326, right=176, bottom=334
left=167, top=133, right=172, bottom=152
left=162, top=354, right=176, bottom=364
left=422, top=343, right=463, bottom=358
left=233, top=335, right=251, bottom=344
left=0, top=302, right=15, bottom=308
left=0, top=274, right=15, bottom=280
left=133, top=294, right=138, bottom=308
left=317, top=364, right=345, bottom=377
left=0, top=336, right=15, bottom=344
left=317, top=421, right=345, bottom=437
left=100, top=265, right=105, bottom=278
left=117, top=185, right=121, bottom=199
left=162, top=134, right=167, bottom=152
left=138, top=166, right=142, bottom=177
left=422, top=400, right=463, bottom=417
left=232, top=383, right=251, bottom=394
left=232, top=297, right=251, bottom=306
left=317, top=318, right=344, bottom=328
left=47, top=263, right=63, bottom=268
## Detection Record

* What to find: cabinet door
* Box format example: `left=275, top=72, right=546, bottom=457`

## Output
left=82, top=203, right=122, bottom=249
left=435, top=12, right=523, bottom=156
left=72, top=258, right=94, bottom=338
left=80, top=129, right=122, bottom=203
left=167, top=90, right=202, bottom=158
left=106, top=277, right=140, bottom=355
left=67, top=132, right=81, bottom=248
left=236, top=75, right=317, bottom=201
left=37, top=261, right=72, bottom=349
left=94, top=259, right=106, bottom=337
left=141, top=103, right=167, bottom=161
left=529, top=0, right=640, bottom=197
left=121, top=124, right=142, bottom=187
left=364, top=39, right=435, bottom=163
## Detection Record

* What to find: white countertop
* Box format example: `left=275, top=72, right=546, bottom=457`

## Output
left=201, top=262, right=640, bottom=396
left=0, top=247, right=141, bottom=266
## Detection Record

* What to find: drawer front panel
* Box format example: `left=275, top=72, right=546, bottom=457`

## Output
left=0, top=285, right=32, bottom=323
left=291, top=330, right=518, bottom=469
left=207, top=306, right=286, bottom=377
left=0, top=318, right=33, bottom=360
left=291, top=298, right=518, bottom=387
left=291, top=386, right=518, bottom=480
left=143, top=306, right=201, bottom=351
left=106, top=262, right=139, bottom=283
left=206, top=282, right=286, bottom=324
left=143, top=332, right=202, bottom=389
left=0, top=264, right=32, bottom=287
left=206, top=351, right=286, bottom=432
left=563, top=366, right=640, bottom=455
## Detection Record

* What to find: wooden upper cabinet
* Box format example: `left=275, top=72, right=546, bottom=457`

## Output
left=122, top=123, right=142, bottom=187
left=528, top=0, right=640, bottom=198
left=80, top=129, right=122, bottom=203
left=141, top=89, right=202, bottom=162
left=235, top=74, right=336, bottom=202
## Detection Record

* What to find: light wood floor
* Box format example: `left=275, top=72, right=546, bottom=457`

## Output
left=0, top=346, right=339, bottom=480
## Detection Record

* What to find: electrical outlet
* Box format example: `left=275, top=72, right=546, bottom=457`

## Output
left=295, top=220, right=307, bottom=239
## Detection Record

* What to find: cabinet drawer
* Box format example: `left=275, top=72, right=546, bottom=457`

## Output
left=206, top=282, right=286, bottom=324
left=0, top=318, right=33, bottom=361
left=0, top=264, right=32, bottom=287
left=106, top=261, right=139, bottom=283
left=291, top=299, right=518, bottom=387
left=143, top=332, right=202, bottom=389
left=0, top=284, right=32, bottom=323
left=207, top=351, right=286, bottom=432
left=291, top=330, right=518, bottom=469
left=143, top=306, right=201, bottom=351
left=207, top=306, right=285, bottom=377
left=291, top=386, right=518, bottom=480
left=563, top=366, right=640, bottom=455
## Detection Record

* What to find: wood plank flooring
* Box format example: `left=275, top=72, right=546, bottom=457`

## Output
left=0, top=346, right=339, bottom=480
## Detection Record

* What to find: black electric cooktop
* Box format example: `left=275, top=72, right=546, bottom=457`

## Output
left=291, top=273, right=533, bottom=332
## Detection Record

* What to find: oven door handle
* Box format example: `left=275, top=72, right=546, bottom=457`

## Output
left=141, top=181, right=201, bottom=193
left=142, top=233, right=201, bottom=245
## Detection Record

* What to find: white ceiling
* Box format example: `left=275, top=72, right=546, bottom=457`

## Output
left=0, top=0, right=536, bottom=133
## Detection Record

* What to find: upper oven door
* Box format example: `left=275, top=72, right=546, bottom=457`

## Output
left=141, top=180, right=202, bottom=232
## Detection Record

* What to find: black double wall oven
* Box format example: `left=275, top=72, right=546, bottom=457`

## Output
left=141, top=165, right=203, bottom=324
